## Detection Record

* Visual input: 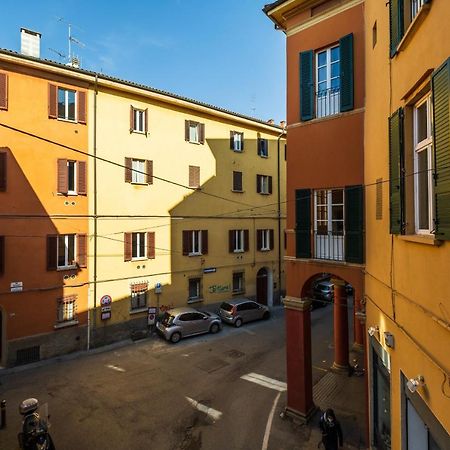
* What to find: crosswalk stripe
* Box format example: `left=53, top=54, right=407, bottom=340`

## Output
left=241, top=373, right=287, bottom=391
left=186, top=397, right=223, bottom=422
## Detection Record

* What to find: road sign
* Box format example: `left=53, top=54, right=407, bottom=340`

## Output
left=10, top=281, right=23, bottom=292
left=155, top=283, right=162, bottom=294
left=100, top=295, right=112, bottom=306
left=148, top=306, right=157, bottom=325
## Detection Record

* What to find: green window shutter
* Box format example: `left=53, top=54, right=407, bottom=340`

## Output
left=339, top=33, right=354, bottom=112
left=389, top=0, right=404, bottom=58
left=432, top=58, right=450, bottom=240
left=345, top=185, right=364, bottom=264
left=295, top=189, right=311, bottom=258
left=300, top=51, right=314, bottom=121
left=389, top=108, right=405, bottom=234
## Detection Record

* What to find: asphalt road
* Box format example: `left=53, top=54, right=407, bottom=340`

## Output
left=0, top=304, right=339, bottom=450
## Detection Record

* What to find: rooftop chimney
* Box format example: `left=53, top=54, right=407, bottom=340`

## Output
left=267, top=119, right=275, bottom=125
left=280, top=120, right=286, bottom=129
left=20, top=28, right=41, bottom=58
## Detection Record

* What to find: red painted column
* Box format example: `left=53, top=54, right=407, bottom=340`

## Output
left=332, top=281, right=350, bottom=371
left=284, top=296, right=316, bottom=422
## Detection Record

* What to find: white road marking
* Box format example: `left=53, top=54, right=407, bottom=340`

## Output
left=106, top=364, right=126, bottom=372
left=261, top=392, right=281, bottom=450
left=185, top=397, right=222, bottom=422
left=241, top=373, right=287, bottom=392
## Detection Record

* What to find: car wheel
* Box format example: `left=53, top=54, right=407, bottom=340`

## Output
left=210, top=323, right=220, bottom=334
left=170, top=332, right=181, bottom=343
left=263, top=311, right=270, bottom=320
left=234, top=318, right=243, bottom=328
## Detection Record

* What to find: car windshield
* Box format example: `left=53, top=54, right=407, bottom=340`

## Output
left=161, top=312, right=174, bottom=327
left=220, top=302, right=233, bottom=312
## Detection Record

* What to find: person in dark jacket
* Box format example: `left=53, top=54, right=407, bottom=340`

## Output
left=319, top=408, right=343, bottom=449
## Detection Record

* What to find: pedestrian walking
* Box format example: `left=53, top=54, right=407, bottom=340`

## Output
left=319, top=408, right=343, bottom=450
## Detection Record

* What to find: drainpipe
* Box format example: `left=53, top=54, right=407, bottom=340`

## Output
left=92, top=73, right=98, bottom=348
left=277, top=128, right=286, bottom=304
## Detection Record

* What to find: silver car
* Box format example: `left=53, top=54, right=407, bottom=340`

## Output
left=156, top=307, right=222, bottom=343
left=219, top=299, right=270, bottom=327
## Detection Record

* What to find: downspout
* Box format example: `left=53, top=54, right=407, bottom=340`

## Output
left=277, top=129, right=286, bottom=304
left=92, top=73, right=98, bottom=347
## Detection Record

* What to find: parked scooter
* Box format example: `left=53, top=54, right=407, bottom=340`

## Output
left=18, top=398, right=55, bottom=450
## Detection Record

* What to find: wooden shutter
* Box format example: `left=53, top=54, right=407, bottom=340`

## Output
left=432, top=58, right=450, bottom=240
left=241, top=133, right=245, bottom=151
left=182, top=231, right=190, bottom=255
left=269, top=229, right=274, bottom=250
left=185, top=120, right=190, bottom=141
left=125, top=157, right=132, bottom=183
left=340, top=33, right=354, bottom=112
left=48, top=84, right=58, bottom=119
left=47, top=235, right=57, bottom=270
left=256, top=230, right=262, bottom=251
left=389, top=0, right=404, bottom=57
left=130, top=106, right=135, bottom=132
left=57, top=159, right=68, bottom=194
left=345, top=185, right=364, bottom=263
left=0, top=235, right=4, bottom=275
left=230, top=131, right=235, bottom=149
left=296, top=189, right=311, bottom=258
left=233, top=171, right=242, bottom=191
left=77, top=91, right=86, bottom=124
left=189, top=165, right=200, bottom=188
left=300, top=50, right=314, bottom=121
left=147, top=232, right=155, bottom=259
left=0, top=151, right=6, bottom=192
left=244, top=229, right=249, bottom=251
left=229, top=230, right=235, bottom=253
left=146, top=160, right=153, bottom=185
left=201, top=230, right=208, bottom=254
left=144, top=108, right=148, bottom=134
left=77, top=234, right=87, bottom=267
left=124, top=232, right=132, bottom=261
left=268, top=176, right=273, bottom=194
left=0, top=73, right=8, bottom=110
left=257, top=138, right=261, bottom=156
left=199, top=123, right=205, bottom=144
left=389, top=109, right=405, bottom=234
left=256, top=175, right=261, bottom=193
left=77, top=161, right=87, bottom=195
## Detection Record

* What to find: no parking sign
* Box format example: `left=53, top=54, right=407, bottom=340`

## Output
left=148, top=306, right=157, bottom=325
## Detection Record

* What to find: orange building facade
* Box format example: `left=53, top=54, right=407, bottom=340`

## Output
left=0, top=51, right=89, bottom=367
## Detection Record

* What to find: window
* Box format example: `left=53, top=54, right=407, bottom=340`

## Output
left=58, top=88, right=76, bottom=121
left=49, top=84, right=86, bottom=123
left=124, top=232, right=155, bottom=261
left=125, top=158, right=153, bottom=185
left=131, top=232, right=147, bottom=260
left=257, top=174, right=272, bottom=194
left=257, top=229, right=273, bottom=251
left=258, top=138, right=269, bottom=157
left=316, top=45, right=340, bottom=118
left=232, top=171, right=243, bottom=192
left=57, top=296, right=77, bottom=323
left=183, top=230, right=208, bottom=256
left=57, top=159, right=87, bottom=195
left=414, top=95, right=434, bottom=234
left=185, top=120, right=205, bottom=144
left=232, top=272, right=245, bottom=294
left=230, top=131, right=244, bottom=151
left=132, top=159, right=145, bottom=184
left=188, top=278, right=202, bottom=301
left=229, top=229, right=248, bottom=253
left=411, top=0, right=426, bottom=20
left=189, top=165, right=200, bottom=188
left=131, top=283, right=148, bottom=310
left=47, top=234, right=86, bottom=270
left=130, top=106, right=148, bottom=134
left=57, top=234, right=76, bottom=269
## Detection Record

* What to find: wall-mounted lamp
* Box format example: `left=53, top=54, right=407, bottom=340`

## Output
left=407, top=375, right=425, bottom=393
left=368, top=325, right=379, bottom=337
left=384, top=331, right=395, bottom=348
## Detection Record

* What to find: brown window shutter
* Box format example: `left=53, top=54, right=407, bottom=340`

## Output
left=268, top=176, right=273, bottom=194
left=147, top=232, right=155, bottom=259
left=199, top=123, right=205, bottom=144
left=195, top=167, right=200, bottom=187
left=48, top=84, right=57, bottom=118
left=185, top=120, right=190, bottom=141
left=57, top=159, right=68, bottom=194
left=0, top=151, right=6, bottom=192
left=256, top=175, right=261, bottom=193
left=47, top=235, right=57, bottom=270
left=269, top=230, right=274, bottom=250
left=256, top=230, right=262, bottom=251
left=182, top=230, right=190, bottom=255
left=241, top=133, right=245, bottom=151
left=77, top=234, right=87, bottom=267
left=146, top=160, right=153, bottom=184
left=201, top=230, right=208, bottom=254
left=0, top=73, right=8, bottom=110
left=230, top=131, right=234, bottom=149
left=229, top=230, right=234, bottom=253
left=125, top=157, right=132, bottom=183
left=0, top=235, right=4, bottom=275
left=77, top=91, right=86, bottom=124
left=189, top=166, right=200, bottom=188
left=77, top=161, right=87, bottom=195
left=130, top=106, right=135, bottom=132
left=124, top=232, right=132, bottom=261
left=233, top=171, right=242, bottom=191
left=144, top=108, right=148, bottom=134
left=244, top=230, right=249, bottom=252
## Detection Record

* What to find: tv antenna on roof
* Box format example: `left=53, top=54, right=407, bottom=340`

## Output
left=48, top=48, right=66, bottom=61
left=55, top=16, right=85, bottom=68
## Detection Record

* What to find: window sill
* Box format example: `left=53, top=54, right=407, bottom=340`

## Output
left=130, top=130, right=147, bottom=136
left=188, top=253, right=203, bottom=257
left=187, top=298, right=203, bottom=304
left=258, top=155, right=269, bottom=159
left=232, top=290, right=245, bottom=296
left=396, top=4, right=431, bottom=55
left=188, top=140, right=201, bottom=145
left=259, top=192, right=271, bottom=196
left=259, top=248, right=271, bottom=252
left=231, top=189, right=244, bottom=193
left=57, top=118, right=77, bottom=124
left=57, top=265, right=78, bottom=271
left=399, top=235, right=443, bottom=246
left=131, top=257, right=147, bottom=262
left=233, top=250, right=244, bottom=254
left=232, top=149, right=243, bottom=153
left=129, top=307, right=148, bottom=315
left=54, top=320, right=79, bottom=329
left=130, top=182, right=148, bottom=186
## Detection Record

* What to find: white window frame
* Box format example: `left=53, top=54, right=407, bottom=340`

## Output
left=314, top=189, right=345, bottom=236
left=411, top=0, right=425, bottom=20
left=413, top=95, right=434, bottom=235
left=132, top=232, right=147, bottom=260
left=315, top=45, right=340, bottom=118
left=67, top=160, right=77, bottom=195
left=233, top=230, right=245, bottom=253
left=189, top=230, right=202, bottom=256
left=57, top=234, right=76, bottom=269
left=232, top=272, right=245, bottom=293
left=131, top=159, right=146, bottom=184
left=233, top=132, right=243, bottom=152
left=58, top=87, right=76, bottom=122
left=261, top=229, right=270, bottom=251
left=259, top=175, right=270, bottom=194
left=188, top=278, right=201, bottom=300
left=133, top=108, right=145, bottom=133
left=189, top=123, right=199, bottom=143
left=57, top=297, right=77, bottom=322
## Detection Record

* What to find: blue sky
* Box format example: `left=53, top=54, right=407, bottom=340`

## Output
left=1, top=0, right=286, bottom=123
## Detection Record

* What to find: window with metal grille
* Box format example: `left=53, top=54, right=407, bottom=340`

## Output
left=131, top=282, right=148, bottom=310
left=57, top=296, right=77, bottom=323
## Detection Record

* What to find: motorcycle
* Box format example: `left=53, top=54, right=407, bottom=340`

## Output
left=18, top=398, right=55, bottom=450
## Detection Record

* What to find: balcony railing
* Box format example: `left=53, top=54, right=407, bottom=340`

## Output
left=316, top=87, right=340, bottom=118
left=314, top=231, right=344, bottom=261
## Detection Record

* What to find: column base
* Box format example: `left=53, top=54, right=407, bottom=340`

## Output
left=352, top=342, right=365, bottom=353
left=282, top=405, right=317, bottom=424
left=332, top=362, right=350, bottom=374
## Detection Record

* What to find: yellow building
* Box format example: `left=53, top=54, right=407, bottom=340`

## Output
left=88, top=76, right=286, bottom=345
left=364, top=0, right=450, bottom=448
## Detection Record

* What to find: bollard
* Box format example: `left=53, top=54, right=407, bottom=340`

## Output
left=0, top=399, right=6, bottom=429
